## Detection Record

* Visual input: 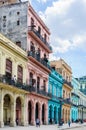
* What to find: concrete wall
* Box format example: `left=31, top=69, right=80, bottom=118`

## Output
left=0, top=1, right=28, bottom=50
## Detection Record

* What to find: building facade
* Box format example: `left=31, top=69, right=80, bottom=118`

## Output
left=0, top=1, right=28, bottom=50
left=0, top=33, right=28, bottom=127
left=78, top=91, right=86, bottom=121
left=48, top=69, right=63, bottom=124
left=71, top=77, right=80, bottom=122
left=0, top=1, right=52, bottom=125
left=26, top=4, right=52, bottom=125
left=77, top=76, right=86, bottom=95
left=50, top=59, right=73, bottom=123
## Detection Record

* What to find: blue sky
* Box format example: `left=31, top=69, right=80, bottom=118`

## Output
left=27, top=0, right=86, bottom=78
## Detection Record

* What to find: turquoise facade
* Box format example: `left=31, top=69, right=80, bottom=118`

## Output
left=71, top=77, right=79, bottom=122
left=48, top=69, right=63, bottom=124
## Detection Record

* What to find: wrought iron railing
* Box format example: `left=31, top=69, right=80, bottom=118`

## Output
left=28, top=51, right=51, bottom=70
left=28, top=26, right=52, bottom=51
left=0, top=74, right=51, bottom=97
left=64, top=79, right=73, bottom=88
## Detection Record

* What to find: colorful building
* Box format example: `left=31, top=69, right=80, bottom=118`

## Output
left=0, top=1, right=52, bottom=125
left=48, top=69, right=63, bottom=124
left=77, top=76, right=86, bottom=95
left=26, top=4, right=52, bottom=125
left=71, top=77, right=80, bottom=122
left=50, top=59, right=73, bottom=123
left=0, top=33, right=28, bottom=127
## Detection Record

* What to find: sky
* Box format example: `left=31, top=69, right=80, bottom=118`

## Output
left=27, top=0, right=86, bottom=78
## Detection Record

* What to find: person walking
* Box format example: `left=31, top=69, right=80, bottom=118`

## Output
left=36, top=118, right=40, bottom=127
left=68, top=120, right=71, bottom=127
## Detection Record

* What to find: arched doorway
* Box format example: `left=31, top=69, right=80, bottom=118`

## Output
left=49, top=105, right=52, bottom=124
left=54, top=106, right=57, bottom=124
left=42, top=104, right=45, bottom=124
left=28, top=101, right=32, bottom=124
left=3, top=94, right=11, bottom=126
left=35, top=103, right=39, bottom=120
left=16, top=97, right=21, bottom=125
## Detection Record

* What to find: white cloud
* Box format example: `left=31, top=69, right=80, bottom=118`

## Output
left=45, top=0, right=75, bottom=15
left=38, top=0, right=86, bottom=54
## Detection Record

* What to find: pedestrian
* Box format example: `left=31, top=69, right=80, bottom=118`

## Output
left=16, top=118, right=18, bottom=125
left=36, top=118, right=40, bottom=127
left=68, top=120, right=71, bottom=127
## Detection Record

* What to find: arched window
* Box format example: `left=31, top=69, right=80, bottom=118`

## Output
left=17, top=65, right=23, bottom=83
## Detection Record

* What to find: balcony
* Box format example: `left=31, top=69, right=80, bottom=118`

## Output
left=28, top=51, right=51, bottom=71
left=63, top=79, right=73, bottom=89
left=28, top=26, right=52, bottom=53
left=71, top=92, right=80, bottom=98
left=63, top=98, right=72, bottom=105
left=0, top=75, right=51, bottom=98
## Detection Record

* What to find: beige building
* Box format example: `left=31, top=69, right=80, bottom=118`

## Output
left=0, top=33, right=28, bottom=127
left=51, top=59, right=73, bottom=123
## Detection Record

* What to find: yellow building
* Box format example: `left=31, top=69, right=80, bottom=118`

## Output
left=0, top=33, right=28, bottom=127
left=51, top=59, right=73, bottom=123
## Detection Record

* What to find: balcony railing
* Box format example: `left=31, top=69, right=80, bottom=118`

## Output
left=63, top=98, right=72, bottom=105
left=71, top=92, right=80, bottom=98
left=64, top=79, right=73, bottom=88
left=28, top=51, right=51, bottom=70
left=0, top=74, right=51, bottom=97
left=28, top=26, right=52, bottom=51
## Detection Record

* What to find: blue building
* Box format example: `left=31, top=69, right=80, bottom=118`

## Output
left=48, top=69, right=63, bottom=124
left=71, top=77, right=80, bottom=122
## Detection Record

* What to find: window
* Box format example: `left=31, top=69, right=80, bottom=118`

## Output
left=44, top=33, right=47, bottom=43
left=16, top=41, right=21, bottom=47
left=49, top=84, right=52, bottom=93
left=5, top=59, right=12, bottom=80
left=37, top=77, right=40, bottom=90
left=63, top=90, right=65, bottom=98
left=54, top=87, right=57, bottom=96
left=17, top=12, right=20, bottom=15
left=17, top=20, right=20, bottom=25
left=17, top=65, right=23, bottom=83
left=38, top=26, right=41, bottom=34
left=29, top=72, right=33, bottom=85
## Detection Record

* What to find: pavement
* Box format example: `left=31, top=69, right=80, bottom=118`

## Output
left=1, top=122, right=86, bottom=130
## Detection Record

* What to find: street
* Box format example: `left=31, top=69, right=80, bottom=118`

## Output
left=0, top=124, right=86, bottom=130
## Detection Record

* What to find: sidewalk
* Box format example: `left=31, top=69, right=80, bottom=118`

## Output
left=1, top=122, right=86, bottom=130
left=58, top=122, right=86, bottom=130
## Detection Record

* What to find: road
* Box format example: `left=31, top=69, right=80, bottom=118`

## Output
left=0, top=124, right=86, bottom=130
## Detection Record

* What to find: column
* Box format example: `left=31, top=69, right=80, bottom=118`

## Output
left=45, top=105, right=48, bottom=125
left=0, top=90, right=4, bottom=127
left=39, top=105, right=42, bottom=124
left=21, top=96, right=28, bottom=126
left=24, top=96, right=28, bottom=126
left=10, top=101, right=16, bottom=126
left=31, top=103, right=35, bottom=125
left=21, top=102, right=25, bottom=126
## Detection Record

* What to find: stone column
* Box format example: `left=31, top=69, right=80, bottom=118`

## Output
left=39, top=105, right=42, bottom=124
left=23, top=96, right=28, bottom=126
left=21, top=102, right=25, bottom=126
left=0, top=90, right=4, bottom=127
left=10, top=100, right=16, bottom=127
left=31, top=103, right=35, bottom=125
left=45, top=105, right=48, bottom=124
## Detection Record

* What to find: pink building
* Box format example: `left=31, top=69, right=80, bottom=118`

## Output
left=26, top=4, right=52, bottom=125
